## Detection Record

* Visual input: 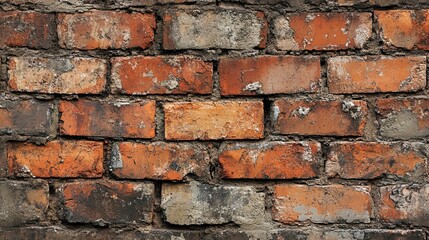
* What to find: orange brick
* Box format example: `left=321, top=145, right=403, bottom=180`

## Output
left=0, top=11, right=55, bottom=48
left=273, top=99, right=368, bottom=136
left=376, top=10, right=429, bottom=50
left=376, top=98, right=429, bottom=140
left=219, top=56, right=321, bottom=95
left=7, top=140, right=103, bottom=178
left=110, top=142, right=209, bottom=180
left=8, top=57, right=107, bottom=94
left=327, top=142, right=427, bottom=179
left=379, top=184, right=429, bottom=226
left=111, top=56, right=213, bottom=95
left=328, top=56, right=426, bottom=93
left=58, top=11, right=155, bottom=49
left=59, top=100, right=156, bottom=138
left=219, top=141, right=320, bottom=179
left=274, top=12, right=372, bottom=50
left=273, top=184, right=373, bottom=223
left=164, top=101, right=264, bottom=140
left=62, top=181, right=154, bottom=224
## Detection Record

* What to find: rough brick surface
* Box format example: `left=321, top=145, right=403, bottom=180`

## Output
left=379, top=184, right=429, bottom=226
left=163, top=10, right=267, bottom=49
left=8, top=57, right=107, bottom=94
left=376, top=98, right=429, bottom=140
left=59, top=100, right=156, bottom=138
left=376, top=10, right=429, bottom=50
left=219, top=56, right=321, bottom=95
left=161, top=181, right=265, bottom=226
left=274, top=12, right=372, bottom=50
left=62, top=181, right=154, bottom=224
left=326, top=142, right=427, bottom=179
left=273, top=184, right=373, bottom=223
left=0, top=99, right=55, bottom=136
left=110, top=142, right=209, bottom=180
left=328, top=56, right=426, bottom=93
left=164, top=101, right=264, bottom=140
left=0, top=11, right=55, bottom=49
left=273, top=99, right=368, bottom=136
left=219, top=141, right=320, bottom=179
left=111, top=56, right=213, bottom=95
left=0, top=181, right=48, bottom=227
left=58, top=11, right=155, bottom=49
left=7, top=140, right=104, bottom=178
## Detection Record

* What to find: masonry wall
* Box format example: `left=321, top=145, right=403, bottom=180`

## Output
left=0, top=0, right=428, bottom=239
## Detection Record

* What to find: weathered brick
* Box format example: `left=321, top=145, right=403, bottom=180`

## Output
left=273, top=184, right=373, bottom=223
left=0, top=181, right=48, bottom=227
left=164, top=101, right=264, bottom=140
left=376, top=10, right=429, bottom=50
left=328, top=56, right=426, bottom=94
left=7, top=140, right=104, bottom=178
left=110, top=142, right=209, bottom=180
left=274, top=12, right=372, bottom=50
left=0, top=228, right=113, bottom=240
left=62, top=181, right=154, bottom=224
left=163, top=10, right=267, bottom=50
left=219, top=56, right=321, bottom=95
left=0, top=11, right=55, bottom=49
left=379, top=184, right=429, bottom=226
left=116, top=0, right=215, bottom=5
left=271, top=229, right=426, bottom=240
left=0, top=141, right=6, bottom=178
left=219, top=141, right=320, bottom=179
left=8, top=57, right=107, bottom=94
left=59, top=100, right=156, bottom=138
left=376, top=98, right=429, bottom=140
left=336, top=0, right=424, bottom=6
left=161, top=181, right=265, bottom=225
left=111, top=56, right=213, bottom=95
left=326, top=142, right=427, bottom=179
left=0, top=99, right=55, bottom=136
left=273, top=99, right=368, bottom=136
left=58, top=11, right=155, bottom=50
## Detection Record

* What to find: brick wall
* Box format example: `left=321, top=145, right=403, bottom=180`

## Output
left=0, top=0, right=428, bottom=239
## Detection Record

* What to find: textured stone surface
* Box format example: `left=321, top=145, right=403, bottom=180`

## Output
left=161, top=181, right=265, bottom=226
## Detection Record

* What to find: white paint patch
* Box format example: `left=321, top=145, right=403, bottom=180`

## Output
left=243, top=82, right=262, bottom=92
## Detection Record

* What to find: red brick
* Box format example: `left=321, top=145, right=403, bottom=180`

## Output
left=273, top=12, right=372, bottom=50
left=0, top=99, right=55, bottom=136
left=7, top=140, right=104, bottom=178
left=8, top=57, right=107, bottom=94
left=164, top=101, right=264, bottom=140
left=328, top=56, right=426, bottom=94
left=59, top=100, right=156, bottom=138
left=376, top=10, right=429, bottom=50
left=0, top=181, right=48, bottom=227
left=58, top=11, right=155, bottom=50
left=379, top=184, right=429, bottom=226
left=0, top=11, right=55, bottom=49
left=273, top=184, right=373, bottom=223
left=219, top=141, right=320, bottom=179
left=376, top=98, right=429, bottom=139
left=273, top=99, right=368, bottom=136
left=219, top=56, right=321, bottom=95
left=163, top=10, right=267, bottom=50
left=326, top=142, right=427, bottom=179
left=62, top=181, right=154, bottom=224
left=111, top=56, right=213, bottom=95
left=110, top=142, right=209, bottom=180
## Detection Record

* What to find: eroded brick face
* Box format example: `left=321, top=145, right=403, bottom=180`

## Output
left=0, top=11, right=55, bottom=48
left=111, top=56, right=213, bottom=95
left=58, top=11, right=155, bottom=49
left=274, top=12, right=372, bottom=50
